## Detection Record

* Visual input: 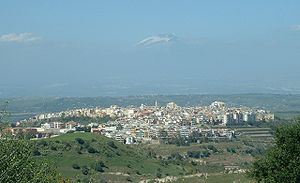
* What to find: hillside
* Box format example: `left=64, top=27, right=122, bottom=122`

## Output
left=30, top=132, right=269, bottom=182
left=33, top=133, right=192, bottom=182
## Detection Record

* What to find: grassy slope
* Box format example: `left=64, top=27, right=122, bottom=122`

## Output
left=32, top=132, right=268, bottom=182
left=34, top=133, right=186, bottom=182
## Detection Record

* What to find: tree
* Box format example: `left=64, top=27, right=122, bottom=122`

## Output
left=72, top=164, right=81, bottom=170
left=0, top=140, right=59, bottom=183
left=75, top=137, right=85, bottom=145
left=92, top=161, right=105, bottom=172
left=87, top=146, right=97, bottom=153
left=107, top=141, right=118, bottom=149
left=81, top=166, right=89, bottom=175
left=0, top=101, right=10, bottom=132
left=249, top=118, right=300, bottom=183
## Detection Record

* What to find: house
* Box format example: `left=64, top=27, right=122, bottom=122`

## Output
left=65, top=121, right=78, bottom=129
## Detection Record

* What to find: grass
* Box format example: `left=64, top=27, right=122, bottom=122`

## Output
left=32, top=132, right=270, bottom=182
left=34, top=133, right=190, bottom=182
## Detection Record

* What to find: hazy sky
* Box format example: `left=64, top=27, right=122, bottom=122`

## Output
left=1, top=1, right=300, bottom=97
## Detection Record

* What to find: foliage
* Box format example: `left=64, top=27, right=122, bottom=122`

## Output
left=87, top=146, right=98, bottom=153
left=0, top=140, right=58, bottom=183
left=75, top=137, right=85, bottom=145
left=81, top=166, right=89, bottom=175
left=226, top=147, right=236, bottom=153
left=92, top=161, right=105, bottom=172
left=207, top=144, right=218, bottom=153
left=72, top=164, right=81, bottom=170
left=107, top=141, right=118, bottom=149
left=187, top=150, right=210, bottom=158
left=0, top=101, right=10, bottom=132
left=248, top=118, right=300, bottom=182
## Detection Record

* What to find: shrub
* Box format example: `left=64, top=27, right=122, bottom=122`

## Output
left=126, top=177, right=133, bottom=182
left=93, top=161, right=105, bottom=172
left=107, top=141, right=118, bottom=149
left=207, top=144, right=218, bottom=153
left=50, top=146, right=57, bottom=151
left=33, top=149, right=41, bottom=156
left=75, top=138, right=85, bottom=145
left=87, top=147, right=97, bottom=153
left=38, top=140, right=48, bottom=146
left=72, top=164, right=80, bottom=170
left=81, top=166, right=89, bottom=175
left=227, top=147, right=236, bottom=153
left=156, top=172, right=162, bottom=178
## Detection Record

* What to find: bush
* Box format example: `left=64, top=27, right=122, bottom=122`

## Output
left=126, top=177, right=133, bottom=182
left=94, top=166, right=104, bottom=173
left=187, top=150, right=210, bottom=158
left=50, top=146, right=57, bottom=151
left=75, top=138, right=85, bottom=145
left=87, top=147, right=97, bottom=153
left=107, top=141, right=118, bottom=149
left=38, top=140, right=48, bottom=146
left=156, top=172, right=162, bottom=178
left=32, top=149, right=41, bottom=156
left=81, top=166, right=89, bottom=175
left=207, top=144, right=218, bottom=153
left=227, top=147, right=236, bottom=153
left=93, top=161, right=105, bottom=172
left=72, top=164, right=80, bottom=170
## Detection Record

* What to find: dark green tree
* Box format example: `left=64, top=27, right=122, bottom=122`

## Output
left=0, top=101, right=10, bottom=132
left=0, top=140, right=59, bottom=183
left=249, top=118, right=300, bottom=182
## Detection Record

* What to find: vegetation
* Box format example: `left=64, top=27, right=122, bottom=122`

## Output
left=4, top=96, right=300, bottom=182
left=0, top=101, right=10, bottom=131
left=0, top=140, right=59, bottom=183
left=249, top=118, right=300, bottom=182
left=33, top=133, right=195, bottom=182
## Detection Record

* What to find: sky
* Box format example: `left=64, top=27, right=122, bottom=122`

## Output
left=1, top=0, right=300, bottom=97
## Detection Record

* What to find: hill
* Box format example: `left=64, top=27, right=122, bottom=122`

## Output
left=33, top=133, right=191, bottom=182
left=31, top=132, right=269, bottom=182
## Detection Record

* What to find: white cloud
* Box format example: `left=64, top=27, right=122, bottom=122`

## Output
left=0, top=32, right=41, bottom=43
left=291, top=25, right=300, bottom=31
left=137, top=33, right=177, bottom=46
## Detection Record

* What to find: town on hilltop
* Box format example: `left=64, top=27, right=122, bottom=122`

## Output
left=4, top=101, right=274, bottom=144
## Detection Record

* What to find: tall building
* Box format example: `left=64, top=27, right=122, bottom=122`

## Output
left=233, top=112, right=243, bottom=124
left=223, top=113, right=234, bottom=125
left=243, top=112, right=256, bottom=122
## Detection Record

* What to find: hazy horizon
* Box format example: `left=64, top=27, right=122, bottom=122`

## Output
left=1, top=1, right=300, bottom=97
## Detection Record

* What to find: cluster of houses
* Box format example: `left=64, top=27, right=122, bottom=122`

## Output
left=5, top=101, right=274, bottom=144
